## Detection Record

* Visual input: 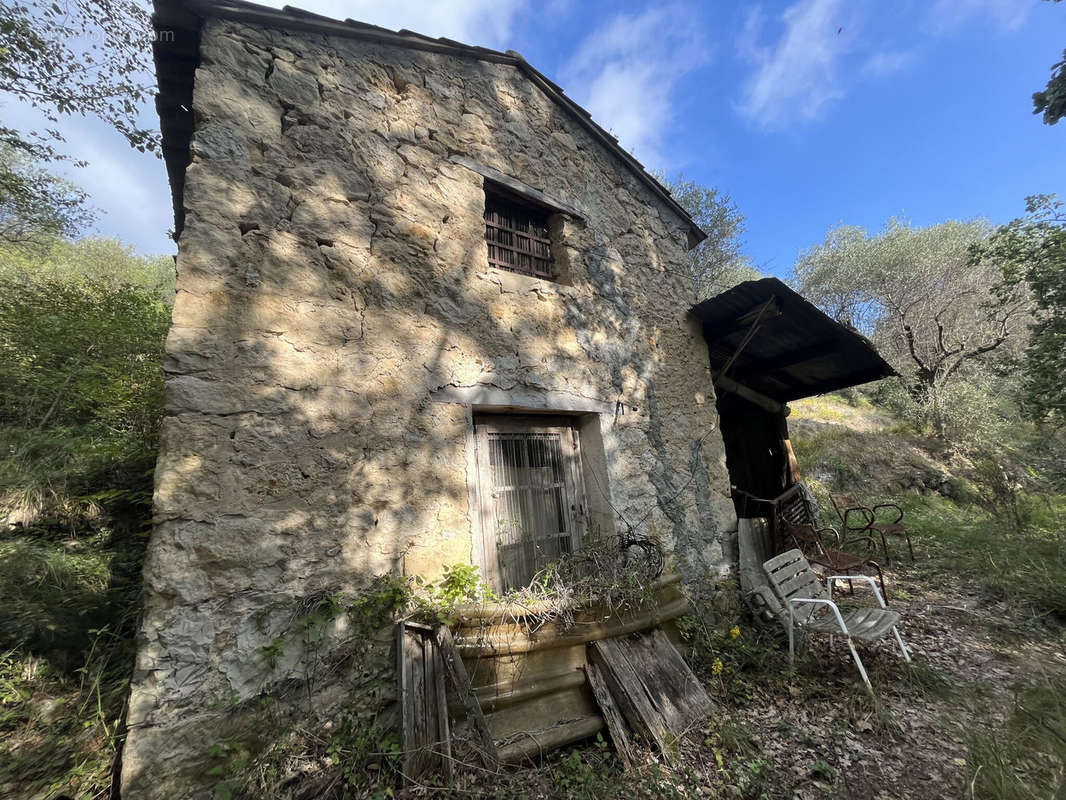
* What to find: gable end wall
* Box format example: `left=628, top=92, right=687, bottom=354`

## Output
left=124, top=17, right=736, bottom=797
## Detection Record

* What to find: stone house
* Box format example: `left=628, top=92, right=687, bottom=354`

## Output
left=126, top=0, right=744, bottom=795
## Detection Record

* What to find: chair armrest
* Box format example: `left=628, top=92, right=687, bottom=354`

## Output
left=842, top=505, right=874, bottom=531
left=788, top=598, right=849, bottom=634
left=839, top=532, right=878, bottom=553
left=872, top=503, right=904, bottom=525
left=815, top=526, right=843, bottom=547
left=826, top=575, right=887, bottom=609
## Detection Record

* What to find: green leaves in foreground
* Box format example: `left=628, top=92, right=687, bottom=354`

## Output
left=978, top=194, right=1066, bottom=424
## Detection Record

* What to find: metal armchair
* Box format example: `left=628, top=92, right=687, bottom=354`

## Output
left=830, top=494, right=914, bottom=564
left=733, top=484, right=887, bottom=602
left=764, top=549, right=911, bottom=694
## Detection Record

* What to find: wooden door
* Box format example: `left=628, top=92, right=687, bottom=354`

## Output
left=474, top=415, right=585, bottom=591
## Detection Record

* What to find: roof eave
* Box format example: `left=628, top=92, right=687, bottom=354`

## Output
left=154, top=0, right=707, bottom=247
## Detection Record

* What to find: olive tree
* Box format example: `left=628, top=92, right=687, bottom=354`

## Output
left=661, top=175, right=760, bottom=301
left=794, top=218, right=1032, bottom=431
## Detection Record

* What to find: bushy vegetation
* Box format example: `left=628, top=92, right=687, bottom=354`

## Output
left=792, top=195, right=1066, bottom=630
left=0, top=236, right=172, bottom=799
left=793, top=391, right=1066, bottom=622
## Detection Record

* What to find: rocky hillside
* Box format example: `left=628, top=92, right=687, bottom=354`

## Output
left=790, top=393, right=971, bottom=505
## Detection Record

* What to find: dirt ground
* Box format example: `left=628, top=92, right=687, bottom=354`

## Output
left=709, top=565, right=1066, bottom=800
left=427, top=561, right=1066, bottom=800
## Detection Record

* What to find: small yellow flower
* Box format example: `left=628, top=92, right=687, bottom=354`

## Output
left=711, top=658, right=724, bottom=676
left=729, top=625, right=741, bottom=640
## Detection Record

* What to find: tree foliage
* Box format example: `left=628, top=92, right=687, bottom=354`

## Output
left=1033, top=1, right=1065, bottom=125
left=0, top=274, right=167, bottom=434
left=0, top=145, right=93, bottom=243
left=976, top=195, right=1066, bottom=422
left=0, top=238, right=172, bottom=508
left=794, top=218, right=1032, bottom=433
left=661, top=175, right=759, bottom=300
left=0, top=234, right=175, bottom=296
left=1034, top=48, right=1066, bottom=125
left=0, top=0, right=156, bottom=158
left=0, top=0, right=157, bottom=240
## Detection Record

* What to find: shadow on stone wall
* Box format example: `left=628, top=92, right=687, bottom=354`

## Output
left=122, top=20, right=732, bottom=798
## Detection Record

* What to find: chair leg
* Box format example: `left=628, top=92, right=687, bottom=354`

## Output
left=788, top=607, right=795, bottom=672
left=878, top=529, right=891, bottom=565
left=846, top=637, right=874, bottom=695
left=905, top=533, right=915, bottom=562
left=847, top=578, right=854, bottom=596
left=892, top=626, right=911, bottom=663
left=788, top=623, right=795, bottom=671
left=870, top=562, right=887, bottom=605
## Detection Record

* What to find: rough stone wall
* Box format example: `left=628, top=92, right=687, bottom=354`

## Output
left=123, top=17, right=737, bottom=798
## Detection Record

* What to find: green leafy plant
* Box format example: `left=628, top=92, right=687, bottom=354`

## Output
left=413, top=563, right=495, bottom=622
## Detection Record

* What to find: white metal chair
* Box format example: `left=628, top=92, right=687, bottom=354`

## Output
left=763, top=549, right=911, bottom=693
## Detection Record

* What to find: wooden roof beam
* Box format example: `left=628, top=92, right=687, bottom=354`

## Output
left=728, top=338, right=841, bottom=380
left=778, top=367, right=892, bottom=403
left=702, top=296, right=782, bottom=343
left=714, top=374, right=787, bottom=416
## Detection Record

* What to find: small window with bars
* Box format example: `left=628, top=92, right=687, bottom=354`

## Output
left=474, top=416, right=585, bottom=591
left=484, top=191, right=555, bottom=280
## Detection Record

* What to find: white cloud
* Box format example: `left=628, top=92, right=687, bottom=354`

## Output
left=861, top=49, right=915, bottom=78
left=256, top=0, right=526, bottom=48
left=927, top=0, right=1032, bottom=33
left=736, top=0, right=855, bottom=129
left=74, top=138, right=173, bottom=247
left=561, top=5, right=707, bottom=169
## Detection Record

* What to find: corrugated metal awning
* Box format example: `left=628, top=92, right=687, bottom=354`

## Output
left=690, top=278, right=896, bottom=403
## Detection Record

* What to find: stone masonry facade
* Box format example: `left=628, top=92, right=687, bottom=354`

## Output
left=124, top=12, right=737, bottom=797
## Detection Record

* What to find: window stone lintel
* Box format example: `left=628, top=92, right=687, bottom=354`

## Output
left=449, top=155, right=586, bottom=221
left=430, top=384, right=613, bottom=415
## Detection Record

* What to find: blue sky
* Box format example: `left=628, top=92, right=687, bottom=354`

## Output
left=7, top=0, right=1064, bottom=278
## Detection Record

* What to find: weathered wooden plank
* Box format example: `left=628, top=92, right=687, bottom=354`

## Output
left=431, top=638, right=453, bottom=782
left=483, top=684, right=595, bottom=741
left=589, top=637, right=673, bottom=758
left=494, top=715, right=604, bottom=764
left=589, top=628, right=712, bottom=763
left=436, top=625, right=499, bottom=768
left=625, top=628, right=712, bottom=734
left=398, top=623, right=430, bottom=780
left=397, top=623, right=412, bottom=774
left=397, top=622, right=455, bottom=783
left=454, top=596, right=691, bottom=656
left=410, top=630, right=429, bottom=778
left=471, top=668, right=586, bottom=713
left=584, top=662, right=636, bottom=770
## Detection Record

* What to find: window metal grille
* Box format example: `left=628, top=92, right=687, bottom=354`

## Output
left=484, top=195, right=554, bottom=280
left=475, top=418, right=584, bottom=591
